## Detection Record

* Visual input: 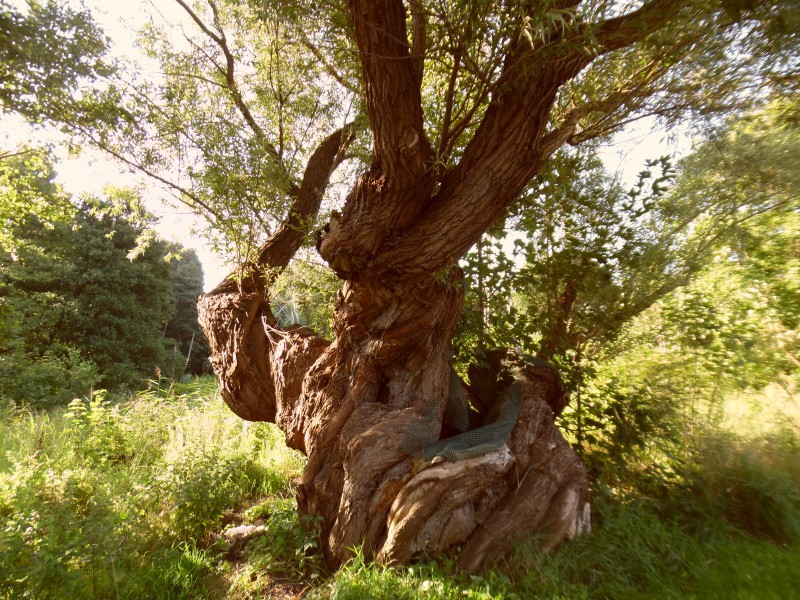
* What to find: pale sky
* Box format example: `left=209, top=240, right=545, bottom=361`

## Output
left=4, top=0, right=689, bottom=292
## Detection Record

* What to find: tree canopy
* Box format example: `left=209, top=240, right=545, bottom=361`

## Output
left=0, top=0, right=121, bottom=128
left=5, top=0, right=796, bottom=265
left=0, top=151, right=208, bottom=404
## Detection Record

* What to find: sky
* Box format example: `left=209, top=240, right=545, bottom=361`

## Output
left=4, top=0, right=691, bottom=292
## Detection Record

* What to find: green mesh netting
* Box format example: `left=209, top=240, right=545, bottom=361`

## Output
left=421, top=380, right=522, bottom=461
left=443, top=370, right=471, bottom=433
left=400, top=396, right=441, bottom=456
left=401, top=369, right=524, bottom=463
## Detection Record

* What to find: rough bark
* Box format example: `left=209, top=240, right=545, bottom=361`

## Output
left=200, top=267, right=590, bottom=571
left=197, top=0, right=690, bottom=573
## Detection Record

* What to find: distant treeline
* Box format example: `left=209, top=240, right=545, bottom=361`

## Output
left=0, top=149, right=208, bottom=406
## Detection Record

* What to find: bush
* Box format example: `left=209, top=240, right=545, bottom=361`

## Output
left=0, top=459, right=123, bottom=599
left=0, top=348, right=100, bottom=408
left=0, top=379, right=304, bottom=599
left=157, top=446, right=265, bottom=541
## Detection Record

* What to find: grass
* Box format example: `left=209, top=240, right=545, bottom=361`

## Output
left=0, top=379, right=304, bottom=599
left=1, top=377, right=799, bottom=599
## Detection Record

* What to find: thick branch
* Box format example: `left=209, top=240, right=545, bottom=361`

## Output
left=212, top=122, right=356, bottom=295
left=590, top=0, right=690, bottom=55
left=363, top=0, right=695, bottom=279
left=198, top=124, right=355, bottom=422
left=409, top=0, right=426, bottom=83
left=347, top=0, right=433, bottom=177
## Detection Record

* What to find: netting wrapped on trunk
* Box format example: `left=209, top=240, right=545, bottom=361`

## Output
left=402, top=362, right=527, bottom=462
left=421, top=380, right=522, bottom=461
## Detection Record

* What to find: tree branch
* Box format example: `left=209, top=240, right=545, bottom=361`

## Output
left=347, top=0, right=433, bottom=177
left=540, top=58, right=669, bottom=157
left=589, top=0, right=691, bottom=56
left=211, top=122, right=357, bottom=295
left=197, top=125, right=356, bottom=425
left=409, top=0, right=426, bottom=83
left=297, top=32, right=360, bottom=94
left=173, top=0, right=285, bottom=167
left=363, top=0, right=697, bottom=280
left=83, top=131, right=224, bottom=224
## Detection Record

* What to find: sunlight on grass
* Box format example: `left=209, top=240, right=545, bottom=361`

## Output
left=1, top=377, right=798, bottom=599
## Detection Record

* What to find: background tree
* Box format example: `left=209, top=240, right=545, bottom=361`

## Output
left=164, top=245, right=209, bottom=375
left=458, top=96, right=798, bottom=369
left=0, top=154, right=189, bottom=404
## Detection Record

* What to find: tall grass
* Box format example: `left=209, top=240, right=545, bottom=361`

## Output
left=1, top=378, right=798, bottom=599
left=0, top=379, right=303, bottom=599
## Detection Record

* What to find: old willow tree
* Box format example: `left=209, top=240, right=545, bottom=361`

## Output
left=17, top=0, right=794, bottom=571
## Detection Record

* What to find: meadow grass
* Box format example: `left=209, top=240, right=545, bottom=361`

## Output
left=0, top=379, right=304, bottom=599
left=1, top=378, right=798, bottom=599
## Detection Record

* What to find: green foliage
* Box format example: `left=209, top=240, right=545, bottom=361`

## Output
left=163, top=245, right=209, bottom=375
left=685, top=432, right=800, bottom=543
left=1, top=378, right=798, bottom=599
left=0, top=191, right=176, bottom=393
left=513, top=497, right=706, bottom=599
left=271, top=257, right=341, bottom=338
left=0, top=148, right=74, bottom=251
left=11, top=0, right=790, bottom=263
left=454, top=145, right=685, bottom=372
left=0, top=456, right=125, bottom=599
left=0, top=151, right=213, bottom=400
left=0, top=378, right=303, bottom=599
left=109, top=0, right=361, bottom=261
left=238, top=497, right=323, bottom=580
left=0, top=0, right=127, bottom=133
left=63, top=392, right=130, bottom=465
left=0, top=347, right=100, bottom=408
left=158, top=445, right=265, bottom=541
left=455, top=99, right=798, bottom=391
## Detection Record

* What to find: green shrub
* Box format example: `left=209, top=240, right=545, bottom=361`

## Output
left=157, top=446, right=265, bottom=541
left=675, top=429, right=800, bottom=543
left=0, top=459, right=123, bottom=599
left=3, top=376, right=797, bottom=599
left=0, top=379, right=302, bottom=599
left=0, top=348, right=100, bottom=408
left=242, top=497, right=324, bottom=579
left=63, top=393, right=131, bottom=465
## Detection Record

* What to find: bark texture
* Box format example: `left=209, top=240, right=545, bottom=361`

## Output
left=197, top=0, right=686, bottom=572
left=200, top=269, right=590, bottom=571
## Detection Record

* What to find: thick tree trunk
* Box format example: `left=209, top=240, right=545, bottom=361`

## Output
left=199, top=266, right=590, bottom=571
left=196, top=0, right=685, bottom=574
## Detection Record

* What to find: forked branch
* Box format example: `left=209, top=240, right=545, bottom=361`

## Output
left=211, top=122, right=357, bottom=296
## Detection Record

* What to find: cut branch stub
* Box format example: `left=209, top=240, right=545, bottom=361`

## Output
left=197, top=290, right=276, bottom=422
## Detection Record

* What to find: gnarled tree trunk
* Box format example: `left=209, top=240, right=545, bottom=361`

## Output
left=199, top=268, right=590, bottom=571
left=197, top=0, right=683, bottom=572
